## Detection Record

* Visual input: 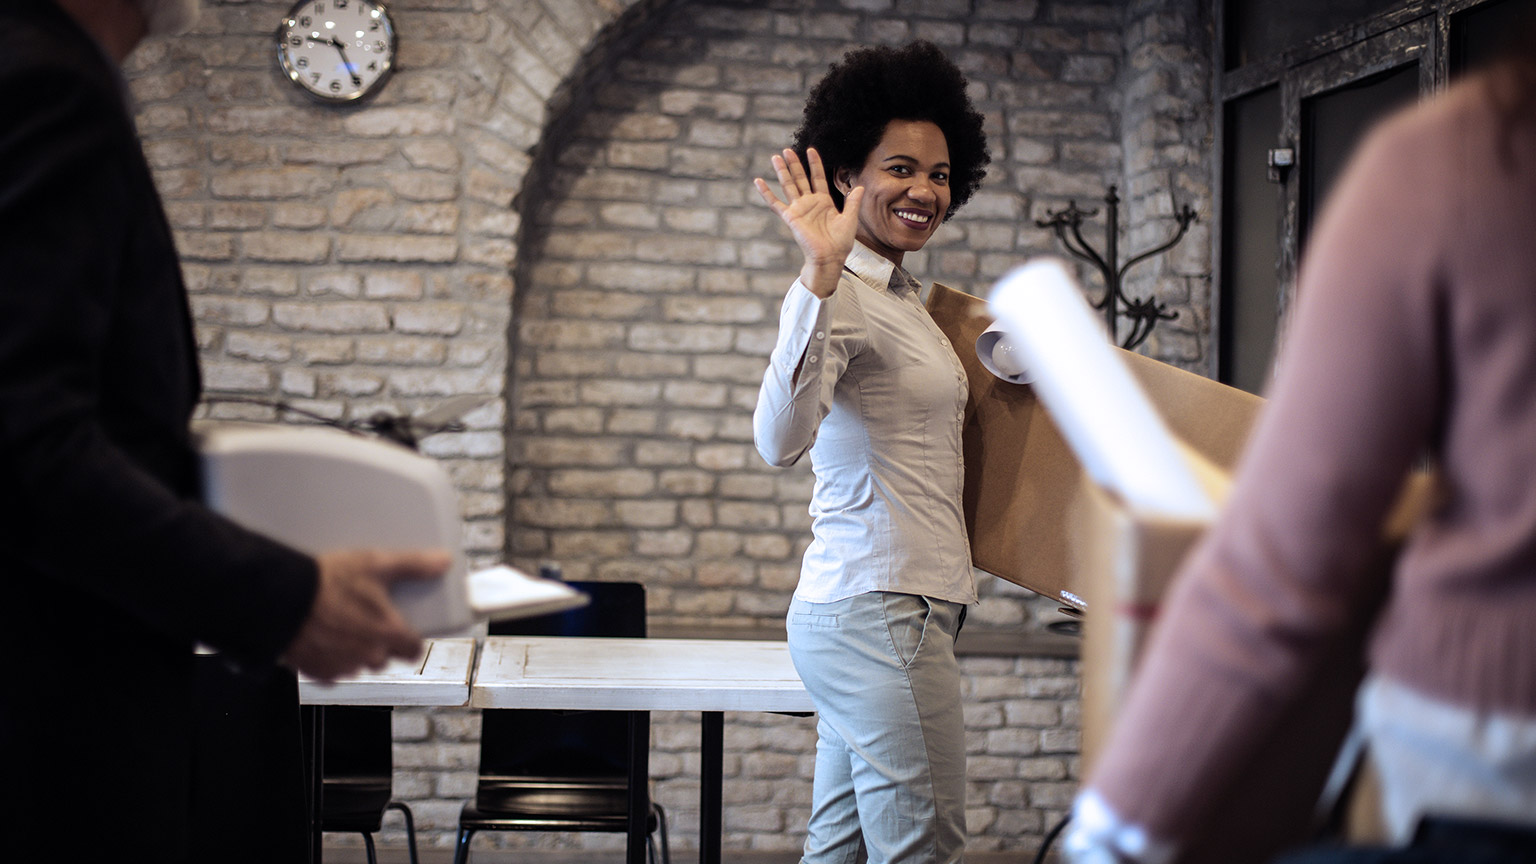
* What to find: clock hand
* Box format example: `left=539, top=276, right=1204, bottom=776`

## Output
left=303, top=35, right=361, bottom=84
left=328, top=37, right=361, bottom=84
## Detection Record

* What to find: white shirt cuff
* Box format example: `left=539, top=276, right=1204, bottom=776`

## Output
left=1062, top=789, right=1176, bottom=864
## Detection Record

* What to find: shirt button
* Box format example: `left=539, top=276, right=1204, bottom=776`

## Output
left=815, top=331, right=825, bottom=339
left=940, top=338, right=950, bottom=347
left=808, top=355, right=819, bottom=363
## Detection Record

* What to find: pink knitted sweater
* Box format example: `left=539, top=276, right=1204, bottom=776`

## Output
left=1086, top=62, right=1536, bottom=841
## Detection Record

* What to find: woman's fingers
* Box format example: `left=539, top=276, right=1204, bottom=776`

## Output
left=806, top=147, right=830, bottom=195
left=841, top=185, right=865, bottom=219
left=755, top=149, right=853, bottom=247
left=766, top=147, right=836, bottom=205
left=771, top=152, right=801, bottom=201
left=781, top=148, right=814, bottom=195
left=753, top=177, right=787, bottom=215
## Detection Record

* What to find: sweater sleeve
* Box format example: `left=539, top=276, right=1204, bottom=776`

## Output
left=1083, top=93, right=1454, bottom=840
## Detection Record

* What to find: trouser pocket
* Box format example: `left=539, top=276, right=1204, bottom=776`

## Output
left=882, top=593, right=933, bottom=668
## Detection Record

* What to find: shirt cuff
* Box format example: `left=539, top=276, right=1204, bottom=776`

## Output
left=1063, top=789, right=1176, bottom=864
left=771, top=278, right=833, bottom=379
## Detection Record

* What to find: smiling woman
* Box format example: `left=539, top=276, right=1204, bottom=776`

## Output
left=750, top=40, right=990, bottom=864
left=833, top=118, right=951, bottom=265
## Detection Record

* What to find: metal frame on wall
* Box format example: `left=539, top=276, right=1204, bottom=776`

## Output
left=1208, top=0, right=1524, bottom=390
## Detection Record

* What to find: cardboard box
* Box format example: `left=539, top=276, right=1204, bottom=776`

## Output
left=927, top=282, right=1434, bottom=862
left=1069, top=475, right=1367, bottom=864
left=928, top=280, right=1264, bottom=772
left=925, top=282, right=1264, bottom=610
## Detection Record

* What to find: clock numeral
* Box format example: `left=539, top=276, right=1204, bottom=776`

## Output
left=370, top=21, right=379, bottom=31
left=299, top=15, right=311, bottom=26
left=289, top=35, right=302, bottom=46
left=336, top=0, right=348, bottom=8
left=311, top=71, right=322, bottom=83
left=330, top=79, right=343, bottom=92
left=313, top=3, right=325, bottom=15
left=375, top=40, right=386, bottom=52
left=296, top=57, right=309, bottom=68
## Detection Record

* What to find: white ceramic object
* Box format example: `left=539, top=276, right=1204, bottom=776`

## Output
left=976, top=319, right=1033, bottom=384
left=197, top=423, right=584, bottom=634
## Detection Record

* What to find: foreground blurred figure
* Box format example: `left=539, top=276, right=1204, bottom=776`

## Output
left=0, top=3, right=447, bottom=861
left=1065, top=31, right=1536, bottom=864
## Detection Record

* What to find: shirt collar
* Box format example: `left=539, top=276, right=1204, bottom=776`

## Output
left=844, top=241, right=904, bottom=294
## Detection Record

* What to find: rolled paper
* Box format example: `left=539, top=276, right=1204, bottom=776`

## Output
left=986, top=258, right=1215, bottom=522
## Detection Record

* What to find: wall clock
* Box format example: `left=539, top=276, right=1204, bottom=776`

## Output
left=276, top=0, right=396, bottom=103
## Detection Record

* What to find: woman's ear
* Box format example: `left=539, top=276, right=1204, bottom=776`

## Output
left=833, top=167, right=853, bottom=196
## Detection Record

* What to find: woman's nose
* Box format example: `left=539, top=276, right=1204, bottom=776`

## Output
left=907, top=181, right=935, bottom=203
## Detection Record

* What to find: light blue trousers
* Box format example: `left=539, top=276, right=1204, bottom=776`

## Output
left=786, top=592, right=968, bottom=864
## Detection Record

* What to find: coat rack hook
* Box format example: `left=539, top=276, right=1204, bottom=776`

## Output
left=1034, top=184, right=1196, bottom=350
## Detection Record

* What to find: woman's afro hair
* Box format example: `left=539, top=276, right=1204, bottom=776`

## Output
left=791, top=40, right=991, bottom=221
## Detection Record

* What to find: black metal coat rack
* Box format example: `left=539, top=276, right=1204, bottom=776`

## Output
left=1034, top=185, right=1197, bottom=350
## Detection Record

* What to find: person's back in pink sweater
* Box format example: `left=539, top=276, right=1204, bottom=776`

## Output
left=1070, top=52, right=1536, bottom=861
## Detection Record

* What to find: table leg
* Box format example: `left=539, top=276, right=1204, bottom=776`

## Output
left=701, top=711, right=723, bottom=864
left=302, top=704, right=324, bottom=864
left=628, top=710, right=650, bottom=864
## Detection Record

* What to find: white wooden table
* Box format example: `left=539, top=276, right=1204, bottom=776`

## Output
left=298, top=638, right=477, bottom=863
left=299, top=637, right=477, bottom=707
left=473, top=637, right=816, bottom=864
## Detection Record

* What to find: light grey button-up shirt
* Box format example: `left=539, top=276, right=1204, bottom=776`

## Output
left=753, top=241, right=976, bottom=606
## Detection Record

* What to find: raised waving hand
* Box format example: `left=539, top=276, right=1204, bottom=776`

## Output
left=754, top=147, right=865, bottom=299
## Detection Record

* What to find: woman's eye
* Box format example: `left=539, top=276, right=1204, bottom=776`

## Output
left=932, top=172, right=949, bottom=183
left=889, top=165, right=911, bottom=176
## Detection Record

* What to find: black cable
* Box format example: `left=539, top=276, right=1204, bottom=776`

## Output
left=1033, top=813, right=1072, bottom=864
left=200, top=394, right=358, bottom=432
left=201, top=394, right=454, bottom=451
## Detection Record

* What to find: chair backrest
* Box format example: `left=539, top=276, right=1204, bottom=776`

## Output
left=479, top=581, right=646, bottom=781
left=489, top=579, right=645, bottom=640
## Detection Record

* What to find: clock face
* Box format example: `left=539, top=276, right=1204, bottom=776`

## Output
left=277, top=0, right=396, bottom=103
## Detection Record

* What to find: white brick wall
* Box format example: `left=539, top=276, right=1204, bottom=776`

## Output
left=119, top=0, right=1216, bottom=857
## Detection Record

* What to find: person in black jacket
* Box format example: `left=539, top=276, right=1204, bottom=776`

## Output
left=0, top=2, right=448, bottom=860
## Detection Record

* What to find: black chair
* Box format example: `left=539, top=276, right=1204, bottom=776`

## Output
left=454, top=580, right=670, bottom=864
left=319, top=704, right=420, bottom=864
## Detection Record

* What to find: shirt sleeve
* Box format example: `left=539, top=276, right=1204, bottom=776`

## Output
left=752, top=275, right=864, bottom=467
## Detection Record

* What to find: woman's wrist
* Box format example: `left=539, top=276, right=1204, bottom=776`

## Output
left=799, top=261, right=843, bottom=299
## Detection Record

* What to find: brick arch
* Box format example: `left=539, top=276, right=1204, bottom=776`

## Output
left=451, top=0, right=698, bottom=578
left=136, top=0, right=1207, bottom=608
left=458, top=0, right=667, bottom=224
left=497, top=0, right=1122, bottom=631
left=492, top=2, right=1216, bottom=635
